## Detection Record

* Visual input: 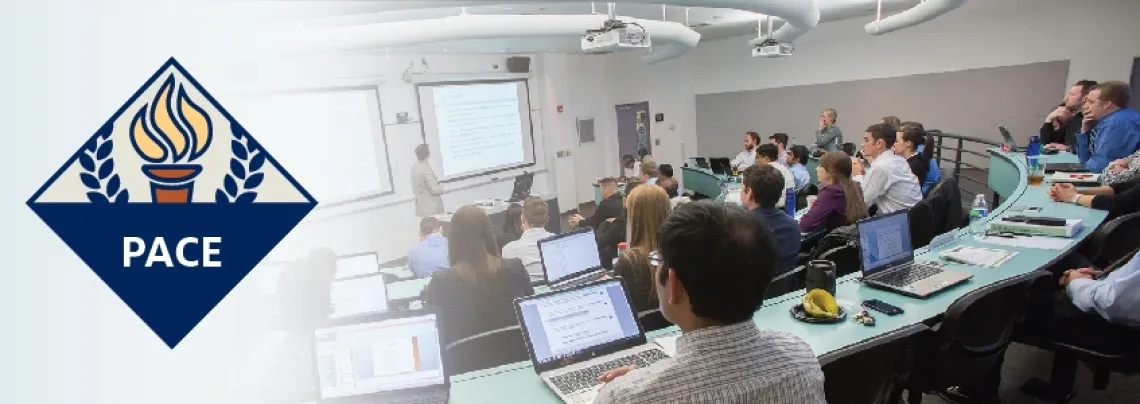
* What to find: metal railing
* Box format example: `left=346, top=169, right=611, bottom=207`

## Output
left=927, top=130, right=1003, bottom=204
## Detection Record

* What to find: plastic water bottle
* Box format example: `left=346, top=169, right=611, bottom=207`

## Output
left=786, top=188, right=796, bottom=216
left=969, top=194, right=989, bottom=238
left=1026, top=135, right=1041, bottom=158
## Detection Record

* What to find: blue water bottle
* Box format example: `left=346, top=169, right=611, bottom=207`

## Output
left=785, top=188, right=796, bottom=216
left=1027, top=135, right=1041, bottom=158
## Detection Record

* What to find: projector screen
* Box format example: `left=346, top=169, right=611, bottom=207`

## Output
left=417, top=80, right=536, bottom=181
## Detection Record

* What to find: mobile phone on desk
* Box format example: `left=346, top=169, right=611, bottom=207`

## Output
left=862, top=299, right=904, bottom=316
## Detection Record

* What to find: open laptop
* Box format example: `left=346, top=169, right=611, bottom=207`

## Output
left=335, top=253, right=380, bottom=280
left=514, top=279, right=670, bottom=404
left=709, top=158, right=731, bottom=175
left=312, top=309, right=449, bottom=404
left=998, top=126, right=1023, bottom=152
left=507, top=172, right=535, bottom=203
left=330, top=273, right=389, bottom=319
left=857, top=211, right=973, bottom=298
left=538, top=228, right=606, bottom=288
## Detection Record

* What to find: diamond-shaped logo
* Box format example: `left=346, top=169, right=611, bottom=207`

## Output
left=27, top=58, right=317, bottom=348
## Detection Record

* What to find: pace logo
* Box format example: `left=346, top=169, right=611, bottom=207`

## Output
left=27, top=58, right=317, bottom=348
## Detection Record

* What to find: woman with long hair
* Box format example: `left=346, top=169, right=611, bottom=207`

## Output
left=893, top=121, right=935, bottom=183
left=425, top=205, right=533, bottom=346
left=799, top=152, right=869, bottom=232
left=612, top=184, right=672, bottom=313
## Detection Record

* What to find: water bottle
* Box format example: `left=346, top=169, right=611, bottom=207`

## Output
left=1027, top=135, right=1041, bottom=158
left=969, top=194, right=989, bottom=239
left=785, top=188, right=796, bottom=216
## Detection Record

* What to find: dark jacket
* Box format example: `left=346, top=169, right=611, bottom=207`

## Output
left=425, top=258, right=534, bottom=347
left=753, top=207, right=802, bottom=274
left=613, top=249, right=658, bottom=313
left=582, top=193, right=624, bottom=229
left=1039, top=112, right=1083, bottom=150
left=596, top=216, right=626, bottom=270
left=1091, top=179, right=1140, bottom=222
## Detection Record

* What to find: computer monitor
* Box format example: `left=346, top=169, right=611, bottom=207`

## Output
left=335, top=253, right=380, bottom=279
left=857, top=211, right=915, bottom=276
left=330, top=274, right=389, bottom=319
left=514, top=279, right=645, bottom=372
left=709, top=158, right=730, bottom=174
left=508, top=172, right=534, bottom=202
left=313, top=310, right=447, bottom=400
left=537, top=228, right=603, bottom=284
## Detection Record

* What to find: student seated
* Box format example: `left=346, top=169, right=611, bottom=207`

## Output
left=640, top=156, right=660, bottom=185
left=1049, top=179, right=1140, bottom=222
left=659, top=164, right=684, bottom=195
left=1076, top=81, right=1140, bottom=172
left=497, top=203, right=524, bottom=252
left=501, top=197, right=556, bottom=283
left=769, top=132, right=790, bottom=166
left=787, top=145, right=811, bottom=192
left=754, top=144, right=795, bottom=209
left=571, top=178, right=624, bottom=230
left=740, top=164, right=801, bottom=274
left=731, top=131, right=761, bottom=170
left=853, top=123, right=922, bottom=215
left=621, top=154, right=639, bottom=179
left=595, top=201, right=827, bottom=404
left=656, top=177, right=690, bottom=208
left=408, top=217, right=449, bottom=278
left=613, top=184, right=672, bottom=313
left=799, top=152, right=869, bottom=233
left=1041, top=80, right=1097, bottom=153
left=425, top=205, right=534, bottom=347
left=893, top=122, right=934, bottom=184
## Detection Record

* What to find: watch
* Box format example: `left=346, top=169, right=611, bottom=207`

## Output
left=1071, top=194, right=1081, bottom=204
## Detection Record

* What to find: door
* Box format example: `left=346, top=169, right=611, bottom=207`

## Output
left=616, top=102, right=651, bottom=171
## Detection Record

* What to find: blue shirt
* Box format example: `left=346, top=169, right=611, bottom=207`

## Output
left=1076, top=107, right=1140, bottom=172
left=408, top=234, right=449, bottom=278
left=752, top=207, right=802, bottom=274
left=1067, top=251, right=1140, bottom=327
left=789, top=163, right=810, bottom=191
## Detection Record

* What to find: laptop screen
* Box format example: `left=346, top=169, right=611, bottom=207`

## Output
left=517, top=280, right=642, bottom=366
left=857, top=212, right=914, bottom=275
left=330, top=274, right=389, bottom=319
left=539, top=230, right=602, bottom=283
left=314, top=313, right=445, bottom=399
left=335, top=254, right=379, bottom=279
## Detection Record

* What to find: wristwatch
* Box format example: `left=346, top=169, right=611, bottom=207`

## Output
left=1070, top=194, right=1081, bottom=204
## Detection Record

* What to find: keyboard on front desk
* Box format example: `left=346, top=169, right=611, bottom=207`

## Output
left=548, top=349, right=669, bottom=395
left=875, top=263, right=942, bottom=287
left=392, top=389, right=449, bottom=404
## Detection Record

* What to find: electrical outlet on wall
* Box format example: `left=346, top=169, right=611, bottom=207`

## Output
left=655, top=139, right=660, bottom=146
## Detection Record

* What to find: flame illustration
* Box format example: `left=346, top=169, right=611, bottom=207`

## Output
left=130, top=75, right=213, bottom=163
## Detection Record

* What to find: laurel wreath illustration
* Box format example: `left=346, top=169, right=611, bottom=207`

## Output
left=79, top=126, right=129, bottom=203
left=215, top=123, right=265, bottom=203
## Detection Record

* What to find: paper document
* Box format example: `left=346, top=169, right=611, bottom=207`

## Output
left=654, top=335, right=680, bottom=357
left=979, top=235, right=1073, bottom=250
left=371, top=337, right=419, bottom=376
left=938, top=246, right=1017, bottom=268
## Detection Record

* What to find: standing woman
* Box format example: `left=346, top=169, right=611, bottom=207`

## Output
left=799, top=152, right=869, bottom=233
left=425, top=205, right=534, bottom=347
left=612, top=185, right=672, bottom=313
left=411, top=144, right=445, bottom=217
left=814, top=108, right=843, bottom=154
left=893, top=122, right=934, bottom=183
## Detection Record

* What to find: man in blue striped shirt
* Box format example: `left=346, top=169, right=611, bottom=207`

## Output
left=1075, top=81, right=1140, bottom=172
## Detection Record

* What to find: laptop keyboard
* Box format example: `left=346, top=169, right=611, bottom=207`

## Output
left=875, top=263, right=942, bottom=287
left=549, top=349, right=669, bottom=396
left=391, top=389, right=449, bottom=404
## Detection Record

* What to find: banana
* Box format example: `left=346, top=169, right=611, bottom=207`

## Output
left=802, top=289, right=840, bottom=318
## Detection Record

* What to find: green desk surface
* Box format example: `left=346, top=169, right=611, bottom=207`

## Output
left=445, top=149, right=1107, bottom=404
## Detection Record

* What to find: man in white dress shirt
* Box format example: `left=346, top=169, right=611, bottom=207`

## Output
left=853, top=123, right=922, bottom=214
left=594, top=201, right=827, bottom=404
left=501, top=197, right=556, bottom=283
left=731, top=132, right=761, bottom=170
left=755, top=144, right=795, bottom=209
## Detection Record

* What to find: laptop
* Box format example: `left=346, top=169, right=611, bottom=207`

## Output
left=312, top=309, right=449, bottom=404
left=329, top=273, right=389, bottom=319
left=998, top=126, right=1023, bottom=152
left=538, top=228, right=606, bottom=288
left=335, top=253, right=380, bottom=280
left=709, top=158, right=731, bottom=175
left=857, top=211, right=973, bottom=298
left=507, top=172, right=535, bottom=203
left=514, top=279, right=670, bottom=404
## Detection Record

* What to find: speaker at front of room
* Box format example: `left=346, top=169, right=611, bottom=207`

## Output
left=506, top=57, right=531, bottom=73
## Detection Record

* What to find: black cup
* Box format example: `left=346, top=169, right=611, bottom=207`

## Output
left=805, top=260, right=837, bottom=296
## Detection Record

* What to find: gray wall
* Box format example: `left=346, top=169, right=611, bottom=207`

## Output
left=695, top=60, right=1071, bottom=168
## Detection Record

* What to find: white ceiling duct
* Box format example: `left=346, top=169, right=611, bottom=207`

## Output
left=282, top=14, right=700, bottom=64
left=864, top=0, right=969, bottom=35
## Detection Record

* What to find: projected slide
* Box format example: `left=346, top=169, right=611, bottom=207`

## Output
left=418, top=80, right=536, bottom=180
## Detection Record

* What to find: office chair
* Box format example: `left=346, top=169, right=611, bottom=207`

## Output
left=908, top=197, right=937, bottom=249
left=637, top=309, right=671, bottom=332
left=765, top=265, right=806, bottom=299
left=819, top=324, right=928, bottom=404
left=796, top=183, right=820, bottom=210
left=902, top=270, right=1049, bottom=404
left=443, top=325, right=529, bottom=376
left=1087, top=212, right=1140, bottom=269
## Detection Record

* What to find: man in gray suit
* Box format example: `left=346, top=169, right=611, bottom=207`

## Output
left=411, top=144, right=445, bottom=217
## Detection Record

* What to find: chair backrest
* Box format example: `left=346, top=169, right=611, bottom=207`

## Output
left=443, top=325, right=529, bottom=376
left=932, top=270, right=1049, bottom=387
left=1090, top=212, right=1140, bottom=268
left=810, top=225, right=861, bottom=277
left=637, top=309, right=671, bottom=332
left=796, top=183, right=820, bottom=210
left=908, top=199, right=937, bottom=249
left=765, top=265, right=806, bottom=299
left=819, top=324, right=928, bottom=404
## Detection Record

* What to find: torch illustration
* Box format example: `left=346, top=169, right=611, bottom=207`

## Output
left=129, top=76, right=213, bottom=203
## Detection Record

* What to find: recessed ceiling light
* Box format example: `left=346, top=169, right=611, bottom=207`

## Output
left=443, top=49, right=449, bottom=52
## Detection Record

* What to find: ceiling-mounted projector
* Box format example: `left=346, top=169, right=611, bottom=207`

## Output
left=752, top=38, right=792, bottom=58
left=582, top=19, right=650, bottom=53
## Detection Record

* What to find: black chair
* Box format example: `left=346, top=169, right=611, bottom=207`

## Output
left=818, top=243, right=861, bottom=278
left=637, top=309, right=671, bottom=332
left=796, top=183, right=820, bottom=210
left=820, top=324, right=928, bottom=404
left=765, top=265, right=806, bottom=299
left=443, top=326, right=529, bottom=376
left=908, top=198, right=937, bottom=249
left=804, top=225, right=861, bottom=277
left=903, top=270, right=1050, bottom=404
left=1087, top=211, right=1140, bottom=268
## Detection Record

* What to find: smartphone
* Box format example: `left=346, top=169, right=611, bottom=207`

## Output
left=1025, top=207, right=1042, bottom=213
left=862, top=299, right=903, bottom=316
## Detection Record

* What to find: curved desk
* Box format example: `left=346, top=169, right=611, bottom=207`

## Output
left=447, top=150, right=1106, bottom=404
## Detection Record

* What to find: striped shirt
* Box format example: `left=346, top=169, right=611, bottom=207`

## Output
left=595, top=321, right=827, bottom=404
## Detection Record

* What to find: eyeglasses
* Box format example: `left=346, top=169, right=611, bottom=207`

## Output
left=648, top=250, right=663, bottom=266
